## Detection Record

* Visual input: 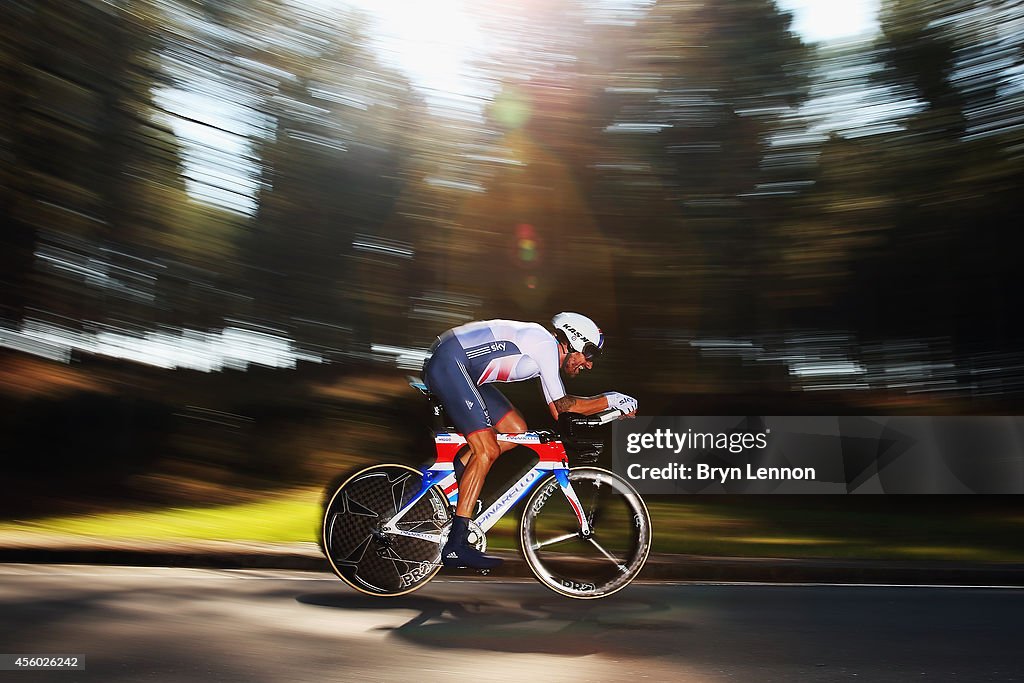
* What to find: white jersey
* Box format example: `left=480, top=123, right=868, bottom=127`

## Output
left=448, top=319, right=567, bottom=404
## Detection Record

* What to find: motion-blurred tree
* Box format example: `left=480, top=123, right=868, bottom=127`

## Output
left=607, top=0, right=813, bottom=334
left=0, top=0, right=189, bottom=324
left=434, top=0, right=622, bottom=328
left=238, top=7, right=426, bottom=349
left=0, top=2, right=36, bottom=320
left=846, top=0, right=1024, bottom=344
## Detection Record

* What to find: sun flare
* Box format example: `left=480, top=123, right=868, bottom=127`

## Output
left=336, top=0, right=489, bottom=98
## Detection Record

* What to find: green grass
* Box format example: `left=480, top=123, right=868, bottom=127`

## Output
left=1, top=490, right=322, bottom=543
left=469, top=499, right=1024, bottom=562
left=3, top=492, right=1023, bottom=563
left=639, top=500, right=1024, bottom=562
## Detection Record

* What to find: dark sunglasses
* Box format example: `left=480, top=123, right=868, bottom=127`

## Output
left=581, top=343, right=602, bottom=361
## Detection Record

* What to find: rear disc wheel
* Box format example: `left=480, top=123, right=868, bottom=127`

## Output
left=322, top=464, right=450, bottom=596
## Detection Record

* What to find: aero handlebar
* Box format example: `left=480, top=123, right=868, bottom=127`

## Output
left=575, top=408, right=624, bottom=427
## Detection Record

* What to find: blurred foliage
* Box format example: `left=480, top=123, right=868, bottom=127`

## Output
left=2, top=0, right=1024, bottom=501
left=6, top=1, right=1024, bottom=544
left=3, top=0, right=1022, bottom=349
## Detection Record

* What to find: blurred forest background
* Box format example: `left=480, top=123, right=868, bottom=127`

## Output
left=1, top=0, right=1023, bottom=513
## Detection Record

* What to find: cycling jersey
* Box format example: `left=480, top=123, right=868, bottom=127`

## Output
left=423, top=319, right=566, bottom=435
left=446, top=319, right=566, bottom=402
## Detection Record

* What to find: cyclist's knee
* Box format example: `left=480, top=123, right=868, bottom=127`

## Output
left=467, top=433, right=501, bottom=465
left=473, top=441, right=500, bottom=465
left=495, top=409, right=527, bottom=434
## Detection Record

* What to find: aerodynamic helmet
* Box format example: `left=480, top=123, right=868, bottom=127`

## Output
left=551, top=312, right=604, bottom=361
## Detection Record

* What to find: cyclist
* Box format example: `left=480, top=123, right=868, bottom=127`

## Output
left=422, top=312, right=638, bottom=570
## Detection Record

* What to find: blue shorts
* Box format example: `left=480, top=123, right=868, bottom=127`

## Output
left=423, top=334, right=514, bottom=436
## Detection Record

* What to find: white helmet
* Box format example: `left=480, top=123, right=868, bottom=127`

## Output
left=551, top=312, right=604, bottom=360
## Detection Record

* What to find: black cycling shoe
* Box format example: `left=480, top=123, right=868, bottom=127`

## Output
left=442, top=544, right=503, bottom=570
left=441, top=516, right=503, bottom=570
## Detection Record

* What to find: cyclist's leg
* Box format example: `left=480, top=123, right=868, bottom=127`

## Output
left=455, top=386, right=527, bottom=513
left=423, top=339, right=503, bottom=568
left=456, top=428, right=500, bottom=518
left=488, top=386, right=527, bottom=452
left=444, top=426, right=503, bottom=568
left=453, top=387, right=524, bottom=476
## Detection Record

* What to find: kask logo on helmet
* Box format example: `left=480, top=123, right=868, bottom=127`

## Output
left=553, top=312, right=602, bottom=353
left=564, top=324, right=586, bottom=341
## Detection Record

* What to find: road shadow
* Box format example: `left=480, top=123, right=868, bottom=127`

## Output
left=296, top=588, right=693, bottom=656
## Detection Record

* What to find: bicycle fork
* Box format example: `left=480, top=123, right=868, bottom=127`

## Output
left=553, top=468, right=594, bottom=537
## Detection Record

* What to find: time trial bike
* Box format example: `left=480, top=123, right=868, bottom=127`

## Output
left=321, top=378, right=652, bottom=599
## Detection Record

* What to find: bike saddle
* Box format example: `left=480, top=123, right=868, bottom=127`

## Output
left=409, top=376, right=455, bottom=429
left=407, top=376, right=430, bottom=395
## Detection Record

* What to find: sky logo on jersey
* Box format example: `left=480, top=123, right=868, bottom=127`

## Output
left=465, top=341, right=520, bottom=360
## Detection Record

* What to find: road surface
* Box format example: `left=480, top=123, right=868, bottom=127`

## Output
left=0, top=565, right=1021, bottom=681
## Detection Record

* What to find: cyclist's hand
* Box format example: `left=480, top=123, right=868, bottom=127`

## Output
left=604, top=391, right=638, bottom=418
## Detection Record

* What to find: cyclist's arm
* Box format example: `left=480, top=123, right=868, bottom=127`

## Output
left=548, top=394, right=616, bottom=420
left=531, top=329, right=633, bottom=420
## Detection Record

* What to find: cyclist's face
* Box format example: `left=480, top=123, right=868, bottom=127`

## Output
left=563, top=351, right=593, bottom=377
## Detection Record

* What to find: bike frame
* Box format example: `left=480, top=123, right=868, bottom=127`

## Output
left=379, top=431, right=592, bottom=543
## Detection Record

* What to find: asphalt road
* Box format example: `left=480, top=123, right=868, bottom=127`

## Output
left=1, top=565, right=1022, bottom=682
